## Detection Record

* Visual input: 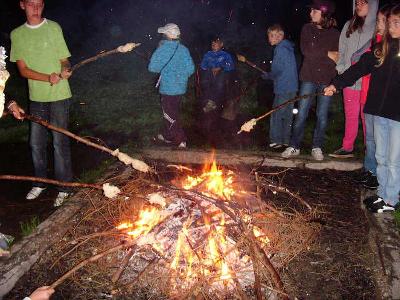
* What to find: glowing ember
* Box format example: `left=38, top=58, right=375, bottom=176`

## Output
left=182, top=160, right=235, bottom=200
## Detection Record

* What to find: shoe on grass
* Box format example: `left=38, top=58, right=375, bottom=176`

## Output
left=363, top=174, right=379, bottom=190
left=281, top=147, right=300, bottom=158
left=311, top=148, right=324, bottom=161
left=366, top=197, right=395, bottom=213
left=54, top=192, right=70, bottom=207
left=329, top=148, right=354, bottom=158
left=269, top=143, right=285, bottom=151
left=26, top=187, right=46, bottom=200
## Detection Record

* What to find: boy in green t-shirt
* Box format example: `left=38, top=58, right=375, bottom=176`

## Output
left=10, top=0, right=73, bottom=206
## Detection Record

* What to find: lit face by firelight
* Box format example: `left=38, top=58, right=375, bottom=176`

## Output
left=268, top=31, right=284, bottom=46
left=20, top=0, right=44, bottom=25
left=388, top=15, right=400, bottom=39
left=376, top=12, right=387, bottom=35
left=355, top=0, right=369, bottom=18
left=310, top=8, right=322, bottom=24
left=211, top=40, right=223, bottom=52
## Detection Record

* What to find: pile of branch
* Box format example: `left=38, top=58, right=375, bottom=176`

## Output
left=10, top=165, right=320, bottom=300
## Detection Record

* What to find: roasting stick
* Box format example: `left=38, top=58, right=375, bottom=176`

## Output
left=238, top=92, right=324, bottom=134
left=236, top=54, right=266, bottom=73
left=22, top=113, right=151, bottom=173
left=70, top=42, right=141, bottom=73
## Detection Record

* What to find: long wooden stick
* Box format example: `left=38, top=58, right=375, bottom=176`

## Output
left=70, top=42, right=141, bottom=73
left=23, top=113, right=114, bottom=155
left=0, top=175, right=101, bottom=189
left=238, top=92, right=323, bottom=134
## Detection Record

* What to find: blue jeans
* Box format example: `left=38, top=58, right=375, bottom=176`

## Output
left=290, top=82, right=331, bottom=149
left=269, top=92, right=296, bottom=145
left=374, top=116, right=400, bottom=206
left=364, top=113, right=377, bottom=175
left=30, top=99, right=72, bottom=191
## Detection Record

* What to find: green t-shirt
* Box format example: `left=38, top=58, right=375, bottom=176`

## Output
left=10, top=19, right=72, bottom=102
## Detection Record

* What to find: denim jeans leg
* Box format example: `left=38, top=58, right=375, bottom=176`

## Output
left=312, top=84, right=331, bottom=149
left=269, top=94, right=283, bottom=144
left=374, top=116, right=389, bottom=200
left=385, top=118, right=400, bottom=206
left=50, top=99, right=73, bottom=190
left=281, top=92, right=296, bottom=145
left=29, top=101, right=50, bottom=188
left=364, top=113, right=377, bottom=175
left=290, top=82, right=315, bottom=149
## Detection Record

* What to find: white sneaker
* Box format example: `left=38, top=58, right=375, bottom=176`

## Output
left=178, top=141, right=187, bottom=148
left=26, top=187, right=46, bottom=200
left=281, top=147, right=300, bottom=158
left=54, top=192, right=70, bottom=207
left=157, top=134, right=172, bottom=144
left=311, top=147, right=324, bottom=161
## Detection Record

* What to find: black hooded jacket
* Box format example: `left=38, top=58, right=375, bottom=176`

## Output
left=332, top=38, right=400, bottom=122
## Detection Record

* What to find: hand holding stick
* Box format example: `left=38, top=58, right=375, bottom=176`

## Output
left=238, top=92, right=323, bottom=134
left=236, top=54, right=266, bottom=73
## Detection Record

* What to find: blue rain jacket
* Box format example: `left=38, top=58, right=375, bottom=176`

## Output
left=200, top=50, right=235, bottom=72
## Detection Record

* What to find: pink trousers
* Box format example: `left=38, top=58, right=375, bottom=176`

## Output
left=342, top=88, right=366, bottom=151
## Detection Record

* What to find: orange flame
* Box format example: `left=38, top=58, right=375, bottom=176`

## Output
left=116, top=207, right=161, bottom=239
left=182, top=160, right=235, bottom=200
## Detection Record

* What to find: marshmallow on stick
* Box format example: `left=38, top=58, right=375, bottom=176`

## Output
left=0, top=47, right=10, bottom=117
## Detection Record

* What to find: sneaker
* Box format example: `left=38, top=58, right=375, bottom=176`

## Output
left=353, top=170, right=373, bottom=184
left=363, top=195, right=378, bottom=207
left=26, top=187, right=46, bottom=200
left=281, top=147, right=300, bottom=158
left=269, top=143, right=284, bottom=151
left=178, top=141, right=187, bottom=149
left=311, top=148, right=324, bottom=161
left=363, top=174, right=379, bottom=190
left=155, top=134, right=172, bottom=144
left=366, top=197, right=395, bottom=213
left=329, top=148, right=354, bottom=158
left=54, top=192, right=70, bottom=207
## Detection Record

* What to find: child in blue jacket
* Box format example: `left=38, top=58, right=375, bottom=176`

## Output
left=262, top=24, right=298, bottom=150
left=148, top=23, right=195, bottom=148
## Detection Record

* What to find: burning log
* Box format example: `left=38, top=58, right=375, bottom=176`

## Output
left=22, top=113, right=152, bottom=173
left=238, top=92, right=324, bottom=134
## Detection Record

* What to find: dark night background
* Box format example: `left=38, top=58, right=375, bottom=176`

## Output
left=1, top=0, right=356, bottom=63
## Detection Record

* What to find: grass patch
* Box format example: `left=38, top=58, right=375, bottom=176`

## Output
left=394, top=210, right=400, bottom=230
left=20, top=216, right=40, bottom=237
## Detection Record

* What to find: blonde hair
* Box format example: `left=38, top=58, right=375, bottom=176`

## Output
left=267, top=24, right=284, bottom=36
left=374, top=4, right=400, bottom=66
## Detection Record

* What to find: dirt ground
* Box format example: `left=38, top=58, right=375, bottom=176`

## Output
left=3, top=162, right=378, bottom=299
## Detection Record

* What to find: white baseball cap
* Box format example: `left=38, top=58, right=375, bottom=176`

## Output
left=157, top=23, right=181, bottom=39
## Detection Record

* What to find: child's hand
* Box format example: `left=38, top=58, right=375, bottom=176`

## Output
left=28, top=286, right=55, bottom=300
left=8, top=101, right=25, bottom=120
left=212, top=67, right=221, bottom=76
left=324, top=85, right=336, bottom=96
left=49, top=73, right=61, bottom=85
left=60, top=67, right=72, bottom=80
left=328, top=51, right=339, bottom=63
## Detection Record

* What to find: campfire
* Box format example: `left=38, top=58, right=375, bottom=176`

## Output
left=23, top=159, right=319, bottom=299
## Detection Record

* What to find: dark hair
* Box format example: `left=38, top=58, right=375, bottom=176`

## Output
left=318, top=11, right=337, bottom=29
left=346, top=0, right=369, bottom=38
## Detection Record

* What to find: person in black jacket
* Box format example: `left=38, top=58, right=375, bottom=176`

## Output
left=324, top=4, right=400, bottom=213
